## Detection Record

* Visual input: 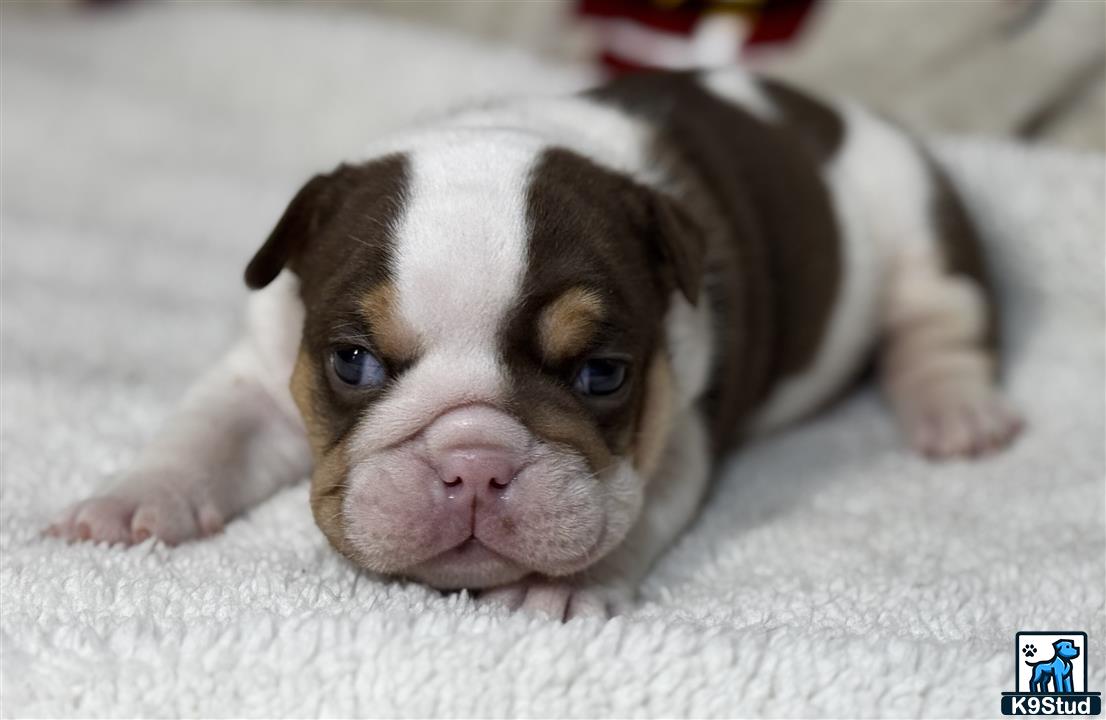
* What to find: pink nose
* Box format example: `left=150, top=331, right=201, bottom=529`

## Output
left=437, top=448, right=517, bottom=491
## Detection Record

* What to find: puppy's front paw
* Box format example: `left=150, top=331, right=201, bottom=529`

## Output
left=479, top=577, right=632, bottom=621
left=45, top=480, right=224, bottom=546
left=895, top=382, right=1024, bottom=459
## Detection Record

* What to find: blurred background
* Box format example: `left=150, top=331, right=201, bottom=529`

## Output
left=4, top=0, right=1104, bottom=151
left=367, top=0, right=1106, bottom=150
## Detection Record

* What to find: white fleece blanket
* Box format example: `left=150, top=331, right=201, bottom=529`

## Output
left=2, top=4, right=1103, bottom=718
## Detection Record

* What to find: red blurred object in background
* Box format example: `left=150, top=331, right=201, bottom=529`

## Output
left=577, top=0, right=820, bottom=74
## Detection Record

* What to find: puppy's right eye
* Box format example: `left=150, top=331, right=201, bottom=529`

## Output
left=330, top=347, right=386, bottom=387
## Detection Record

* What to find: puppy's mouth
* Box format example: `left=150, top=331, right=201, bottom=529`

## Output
left=337, top=414, right=619, bottom=589
left=407, top=535, right=528, bottom=589
left=409, top=510, right=609, bottom=590
left=444, top=536, right=498, bottom=558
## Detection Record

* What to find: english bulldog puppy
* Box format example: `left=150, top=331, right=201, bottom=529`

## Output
left=47, top=70, right=1023, bottom=619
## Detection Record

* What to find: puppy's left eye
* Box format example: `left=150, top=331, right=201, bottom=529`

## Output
left=573, top=358, right=628, bottom=396
left=331, top=346, right=387, bottom=387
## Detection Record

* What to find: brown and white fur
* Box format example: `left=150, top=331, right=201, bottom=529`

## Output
left=46, top=70, right=1023, bottom=620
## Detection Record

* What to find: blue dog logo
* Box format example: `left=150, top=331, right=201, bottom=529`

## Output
left=1001, top=631, right=1101, bottom=715
left=1024, top=639, right=1079, bottom=693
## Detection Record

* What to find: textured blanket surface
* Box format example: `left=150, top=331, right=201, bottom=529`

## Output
left=2, top=4, right=1103, bottom=718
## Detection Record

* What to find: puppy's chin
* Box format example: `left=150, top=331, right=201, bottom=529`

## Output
left=403, top=539, right=529, bottom=590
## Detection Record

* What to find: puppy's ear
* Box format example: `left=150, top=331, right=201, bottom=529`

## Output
left=244, top=172, right=344, bottom=290
left=246, top=156, right=412, bottom=290
left=646, top=191, right=706, bottom=305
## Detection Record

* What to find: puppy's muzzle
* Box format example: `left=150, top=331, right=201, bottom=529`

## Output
left=425, top=404, right=528, bottom=514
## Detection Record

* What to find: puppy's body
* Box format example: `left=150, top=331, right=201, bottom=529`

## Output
left=49, top=71, right=1022, bottom=618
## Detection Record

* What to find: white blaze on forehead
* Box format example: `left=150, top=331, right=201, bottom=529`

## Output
left=392, top=132, right=539, bottom=356
left=347, top=131, right=543, bottom=453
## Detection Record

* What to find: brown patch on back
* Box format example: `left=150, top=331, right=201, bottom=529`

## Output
left=632, top=352, right=675, bottom=478
left=538, top=287, right=605, bottom=363
left=759, top=78, right=845, bottom=163
left=589, top=71, right=844, bottom=451
left=360, top=282, right=420, bottom=362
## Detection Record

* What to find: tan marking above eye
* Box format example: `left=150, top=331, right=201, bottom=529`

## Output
left=359, top=282, right=420, bottom=361
left=538, top=287, right=605, bottom=363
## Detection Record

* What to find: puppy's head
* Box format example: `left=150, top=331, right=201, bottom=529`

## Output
left=246, top=134, right=704, bottom=589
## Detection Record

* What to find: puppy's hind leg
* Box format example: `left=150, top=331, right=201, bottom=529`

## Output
left=832, top=106, right=1023, bottom=459
left=880, top=252, right=1022, bottom=458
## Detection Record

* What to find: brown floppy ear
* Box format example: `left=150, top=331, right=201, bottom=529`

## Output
left=646, top=191, right=707, bottom=305
left=245, top=156, right=407, bottom=290
left=244, top=173, right=339, bottom=290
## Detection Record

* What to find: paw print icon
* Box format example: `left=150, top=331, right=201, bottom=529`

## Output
left=1022, top=643, right=1037, bottom=658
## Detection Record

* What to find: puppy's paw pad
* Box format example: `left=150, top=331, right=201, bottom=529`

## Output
left=898, top=387, right=1024, bottom=460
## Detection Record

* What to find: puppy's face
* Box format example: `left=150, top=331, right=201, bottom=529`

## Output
left=246, top=135, right=703, bottom=589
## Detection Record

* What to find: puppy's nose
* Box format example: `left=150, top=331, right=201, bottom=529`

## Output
left=438, top=448, right=516, bottom=491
